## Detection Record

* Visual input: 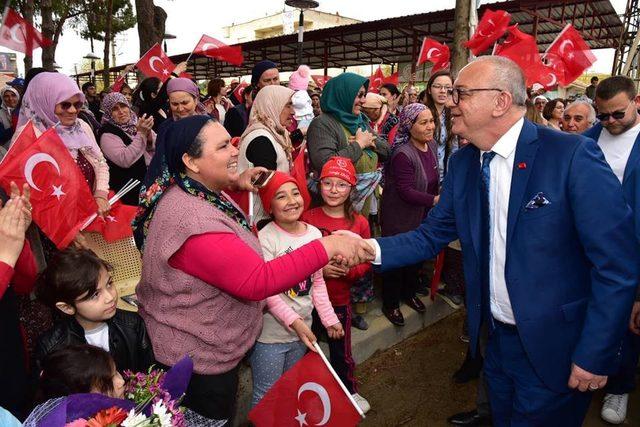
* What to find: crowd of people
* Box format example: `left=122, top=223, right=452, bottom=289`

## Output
left=0, top=53, right=639, bottom=427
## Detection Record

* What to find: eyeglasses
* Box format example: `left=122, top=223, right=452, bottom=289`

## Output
left=446, top=87, right=503, bottom=105
left=596, top=101, right=633, bottom=122
left=431, top=84, right=453, bottom=92
left=320, top=180, right=352, bottom=192
left=59, top=101, right=84, bottom=111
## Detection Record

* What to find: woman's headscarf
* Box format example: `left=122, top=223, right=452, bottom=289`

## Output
left=241, top=85, right=295, bottom=160
left=166, top=77, right=208, bottom=117
left=0, top=86, right=19, bottom=112
left=391, top=102, right=428, bottom=153
left=101, top=92, right=138, bottom=136
left=132, top=115, right=249, bottom=249
left=363, top=92, right=388, bottom=130
left=320, top=72, right=369, bottom=135
left=17, top=72, right=93, bottom=151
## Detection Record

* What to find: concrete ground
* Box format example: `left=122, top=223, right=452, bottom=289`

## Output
left=357, top=311, right=639, bottom=427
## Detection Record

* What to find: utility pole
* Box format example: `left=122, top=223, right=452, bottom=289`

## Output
left=451, top=0, right=473, bottom=76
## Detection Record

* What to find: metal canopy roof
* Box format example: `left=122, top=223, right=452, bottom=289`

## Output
left=78, top=0, right=623, bottom=82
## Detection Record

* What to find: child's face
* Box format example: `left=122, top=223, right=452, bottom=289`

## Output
left=270, top=182, right=303, bottom=224
left=320, top=177, right=352, bottom=207
left=93, top=364, right=125, bottom=399
left=57, top=267, right=118, bottom=327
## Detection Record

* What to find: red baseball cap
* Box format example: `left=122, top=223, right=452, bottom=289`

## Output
left=320, top=157, right=356, bottom=186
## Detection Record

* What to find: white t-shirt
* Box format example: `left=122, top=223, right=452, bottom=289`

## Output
left=84, top=323, right=109, bottom=352
left=597, top=122, right=640, bottom=183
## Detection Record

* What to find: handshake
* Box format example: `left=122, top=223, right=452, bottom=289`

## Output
left=319, top=230, right=377, bottom=268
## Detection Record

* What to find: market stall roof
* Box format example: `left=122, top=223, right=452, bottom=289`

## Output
left=77, top=0, right=623, bottom=82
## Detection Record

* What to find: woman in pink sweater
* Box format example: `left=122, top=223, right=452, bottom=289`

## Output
left=132, top=116, right=372, bottom=421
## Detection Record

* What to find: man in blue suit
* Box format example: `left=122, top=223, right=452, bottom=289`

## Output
left=583, top=75, right=640, bottom=425
left=360, top=57, right=639, bottom=425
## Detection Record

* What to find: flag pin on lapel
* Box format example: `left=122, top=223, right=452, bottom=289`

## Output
left=518, top=162, right=527, bottom=169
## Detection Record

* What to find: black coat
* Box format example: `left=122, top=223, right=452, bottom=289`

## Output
left=34, top=309, right=155, bottom=374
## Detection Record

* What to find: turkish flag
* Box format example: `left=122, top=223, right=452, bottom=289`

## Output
left=136, top=43, right=176, bottom=82
left=367, top=67, right=385, bottom=94
left=84, top=192, right=136, bottom=242
left=0, top=123, right=97, bottom=249
left=382, top=71, right=399, bottom=86
left=111, top=75, right=125, bottom=92
left=417, top=38, right=450, bottom=72
left=495, top=30, right=546, bottom=87
left=465, top=9, right=511, bottom=56
left=193, top=34, right=243, bottom=66
left=231, top=81, right=249, bottom=104
left=291, top=144, right=311, bottom=210
left=544, top=24, right=596, bottom=86
left=248, top=352, right=362, bottom=427
left=493, top=25, right=530, bottom=56
left=0, top=8, right=52, bottom=56
left=311, top=75, right=331, bottom=89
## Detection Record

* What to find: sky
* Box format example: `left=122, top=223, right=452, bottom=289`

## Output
left=10, top=0, right=630, bottom=77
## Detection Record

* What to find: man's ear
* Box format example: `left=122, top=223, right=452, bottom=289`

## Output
left=493, top=91, right=513, bottom=117
left=55, top=302, right=76, bottom=316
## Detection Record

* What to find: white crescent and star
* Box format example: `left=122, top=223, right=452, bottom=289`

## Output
left=9, top=24, right=24, bottom=44
left=24, top=153, right=61, bottom=192
left=544, top=72, right=557, bottom=87
left=295, top=382, right=332, bottom=427
left=149, top=56, right=164, bottom=73
left=426, top=47, right=441, bottom=59
left=558, top=39, right=575, bottom=57
left=201, top=42, right=219, bottom=52
left=477, top=18, right=495, bottom=37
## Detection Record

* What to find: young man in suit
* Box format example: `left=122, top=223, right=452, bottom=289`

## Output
left=361, top=56, right=638, bottom=426
left=584, top=75, right=640, bottom=424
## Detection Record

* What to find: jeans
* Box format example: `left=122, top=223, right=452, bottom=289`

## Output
left=249, top=340, right=307, bottom=407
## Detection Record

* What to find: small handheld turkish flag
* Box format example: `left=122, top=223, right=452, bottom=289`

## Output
left=0, top=123, right=97, bottom=249
left=311, top=75, right=331, bottom=89
left=368, top=67, right=385, bottom=94
left=85, top=191, right=137, bottom=242
left=493, top=25, right=529, bottom=56
left=231, top=81, right=248, bottom=104
left=544, top=24, right=596, bottom=86
left=249, top=349, right=362, bottom=426
left=382, top=71, right=399, bottom=86
left=193, top=34, right=243, bottom=66
left=465, top=9, right=511, bottom=56
left=417, top=38, right=450, bottom=72
left=495, top=28, right=548, bottom=87
left=0, top=8, right=52, bottom=56
left=136, top=43, right=176, bottom=82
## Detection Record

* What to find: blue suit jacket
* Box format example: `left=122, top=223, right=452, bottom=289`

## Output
left=377, top=119, right=639, bottom=392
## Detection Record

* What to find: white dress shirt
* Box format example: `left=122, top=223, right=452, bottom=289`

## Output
left=370, top=118, right=525, bottom=325
left=597, top=122, right=640, bottom=184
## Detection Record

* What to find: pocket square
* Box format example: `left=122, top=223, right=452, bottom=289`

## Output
left=525, top=192, right=551, bottom=210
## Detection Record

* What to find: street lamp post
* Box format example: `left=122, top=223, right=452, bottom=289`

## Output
left=84, top=52, right=100, bottom=84
left=285, top=0, right=319, bottom=65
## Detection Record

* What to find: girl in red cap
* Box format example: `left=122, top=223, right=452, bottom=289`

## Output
left=249, top=171, right=344, bottom=408
left=301, top=157, right=372, bottom=414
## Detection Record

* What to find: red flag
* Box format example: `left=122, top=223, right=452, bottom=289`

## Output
left=311, top=75, right=331, bottom=89
left=417, top=38, right=450, bottom=72
left=111, top=75, right=125, bottom=92
left=495, top=30, right=545, bottom=87
left=367, top=67, right=385, bottom=94
left=465, top=9, right=511, bottom=55
left=248, top=352, right=361, bottom=427
left=493, top=25, right=529, bottom=56
left=544, top=24, right=596, bottom=86
left=529, top=61, right=562, bottom=90
left=0, top=8, right=52, bottom=56
left=382, top=71, right=399, bottom=86
left=291, top=145, right=311, bottom=210
left=232, top=82, right=249, bottom=104
left=84, top=192, right=136, bottom=242
left=0, top=124, right=97, bottom=249
left=136, top=43, right=176, bottom=82
left=193, top=34, right=243, bottom=66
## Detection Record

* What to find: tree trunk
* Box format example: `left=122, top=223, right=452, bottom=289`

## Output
left=451, top=0, right=472, bottom=76
left=102, top=0, right=114, bottom=87
left=135, top=0, right=166, bottom=56
left=21, top=0, right=35, bottom=72
left=40, top=0, right=56, bottom=70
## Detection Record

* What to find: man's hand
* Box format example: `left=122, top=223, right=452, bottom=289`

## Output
left=319, top=234, right=375, bottom=267
left=568, top=363, right=607, bottom=392
left=630, top=301, right=640, bottom=335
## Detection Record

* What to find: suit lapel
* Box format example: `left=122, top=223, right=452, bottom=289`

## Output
left=506, top=120, right=540, bottom=249
left=465, top=146, right=482, bottom=263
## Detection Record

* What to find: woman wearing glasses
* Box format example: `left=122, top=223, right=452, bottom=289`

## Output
left=14, top=72, right=110, bottom=218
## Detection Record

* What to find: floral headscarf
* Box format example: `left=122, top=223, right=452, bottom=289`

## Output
left=101, top=92, right=138, bottom=136
left=241, top=85, right=295, bottom=161
left=17, top=72, right=94, bottom=151
left=391, top=102, right=428, bottom=154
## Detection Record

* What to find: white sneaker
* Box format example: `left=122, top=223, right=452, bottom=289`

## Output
left=351, top=393, right=371, bottom=414
left=601, top=393, right=628, bottom=424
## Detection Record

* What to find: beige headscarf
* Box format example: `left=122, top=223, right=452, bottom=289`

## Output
left=241, top=85, right=295, bottom=161
left=363, top=92, right=388, bottom=130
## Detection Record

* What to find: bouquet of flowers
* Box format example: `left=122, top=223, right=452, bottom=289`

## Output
left=37, top=356, right=193, bottom=427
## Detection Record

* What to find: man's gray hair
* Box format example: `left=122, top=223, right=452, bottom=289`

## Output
left=565, top=100, right=596, bottom=124
left=468, top=56, right=528, bottom=107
